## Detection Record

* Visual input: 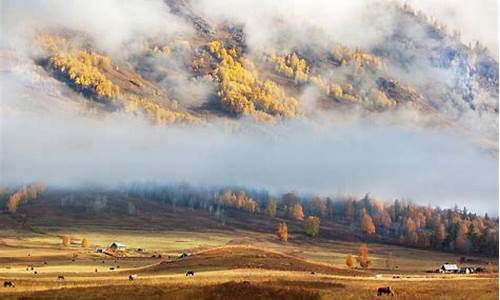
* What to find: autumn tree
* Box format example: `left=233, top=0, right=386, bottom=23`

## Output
left=404, top=217, right=418, bottom=245
left=236, top=190, right=246, bottom=209
left=281, top=193, right=300, bottom=216
left=356, top=243, right=371, bottom=269
left=435, top=223, right=446, bottom=247
left=207, top=40, right=298, bottom=118
left=266, top=198, right=277, bottom=217
left=304, top=216, right=320, bottom=237
left=6, top=182, right=47, bottom=214
left=49, top=50, right=120, bottom=98
left=346, top=254, right=354, bottom=268
left=277, top=222, right=288, bottom=242
left=62, top=235, right=70, bottom=247
left=455, top=221, right=471, bottom=253
left=219, top=189, right=258, bottom=213
left=81, top=238, right=89, bottom=248
left=290, top=203, right=305, bottom=221
left=360, top=209, right=376, bottom=236
left=7, top=191, right=22, bottom=213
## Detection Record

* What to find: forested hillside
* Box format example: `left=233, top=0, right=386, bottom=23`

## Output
left=3, top=1, right=496, bottom=143
left=1, top=185, right=497, bottom=257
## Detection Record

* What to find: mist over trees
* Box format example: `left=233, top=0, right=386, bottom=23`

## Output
left=2, top=183, right=495, bottom=257
left=4, top=182, right=47, bottom=213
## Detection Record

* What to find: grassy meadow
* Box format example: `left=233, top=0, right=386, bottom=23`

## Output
left=0, top=225, right=497, bottom=299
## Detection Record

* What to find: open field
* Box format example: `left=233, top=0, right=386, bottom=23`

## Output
left=0, top=268, right=497, bottom=300
left=0, top=224, right=497, bottom=300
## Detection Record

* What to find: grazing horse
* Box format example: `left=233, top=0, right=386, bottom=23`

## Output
left=58, top=275, right=65, bottom=281
left=3, top=281, right=14, bottom=288
left=186, top=271, right=195, bottom=276
left=377, top=286, right=395, bottom=296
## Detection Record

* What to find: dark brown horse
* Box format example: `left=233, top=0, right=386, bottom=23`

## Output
left=377, top=286, right=395, bottom=296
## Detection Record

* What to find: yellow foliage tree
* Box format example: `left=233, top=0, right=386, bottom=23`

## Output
left=290, top=203, right=305, bottom=221
left=62, top=235, right=70, bottom=247
left=356, top=243, right=371, bottom=269
left=50, top=51, right=120, bottom=98
left=219, top=189, right=258, bottom=213
left=208, top=41, right=298, bottom=119
left=127, top=95, right=200, bottom=125
left=39, top=33, right=199, bottom=126
left=6, top=182, right=47, bottom=214
left=267, top=51, right=309, bottom=82
left=277, top=222, right=288, bottom=242
left=346, top=254, right=354, bottom=268
left=361, top=209, right=376, bottom=236
left=81, top=238, right=89, bottom=248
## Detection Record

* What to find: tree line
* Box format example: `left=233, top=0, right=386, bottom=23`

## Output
left=128, top=184, right=498, bottom=256
left=2, top=183, right=497, bottom=256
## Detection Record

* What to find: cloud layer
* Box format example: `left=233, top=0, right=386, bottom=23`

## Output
left=1, top=105, right=498, bottom=214
left=1, top=0, right=192, bottom=55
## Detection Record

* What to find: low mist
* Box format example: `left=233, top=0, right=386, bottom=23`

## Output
left=1, top=106, right=497, bottom=214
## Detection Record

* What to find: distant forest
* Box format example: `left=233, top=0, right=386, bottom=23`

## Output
left=2, top=183, right=498, bottom=257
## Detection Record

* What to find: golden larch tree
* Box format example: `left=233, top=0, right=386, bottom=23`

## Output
left=435, top=223, right=446, bottom=244
left=290, top=203, right=304, bottom=221
left=81, top=238, right=89, bottom=248
left=62, top=235, right=70, bottom=247
left=277, top=222, right=288, bottom=242
left=356, top=243, right=371, bottom=269
left=346, top=254, right=354, bottom=268
left=361, top=209, right=376, bottom=235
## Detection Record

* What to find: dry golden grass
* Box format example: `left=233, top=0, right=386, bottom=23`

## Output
left=0, top=271, right=497, bottom=300
left=0, top=226, right=497, bottom=299
left=142, top=245, right=364, bottom=277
